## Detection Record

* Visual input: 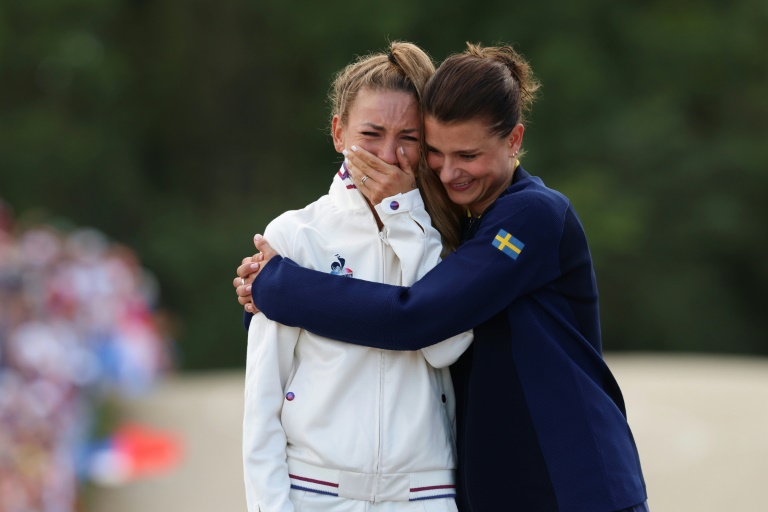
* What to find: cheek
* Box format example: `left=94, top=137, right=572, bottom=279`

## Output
left=344, top=135, right=362, bottom=150
left=490, top=155, right=513, bottom=182
left=342, top=133, right=372, bottom=154
left=355, top=140, right=378, bottom=155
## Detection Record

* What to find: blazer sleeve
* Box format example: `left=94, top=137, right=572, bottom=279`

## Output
left=252, top=191, right=565, bottom=350
left=375, top=189, right=474, bottom=366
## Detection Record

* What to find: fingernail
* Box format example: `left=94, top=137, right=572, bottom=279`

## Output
left=344, top=158, right=350, bottom=166
left=351, top=145, right=357, bottom=151
left=399, top=147, right=404, bottom=155
left=246, top=304, right=252, bottom=311
left=246, top=285, right=252, bottom=292
left=254, top=234, right=263, bottom=242
left=250, top=263, right=259, bottom=269
left=342, top=149, right=348, bottom=156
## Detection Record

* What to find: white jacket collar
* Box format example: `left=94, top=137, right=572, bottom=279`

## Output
left=329, top=164, right=370, bottom=211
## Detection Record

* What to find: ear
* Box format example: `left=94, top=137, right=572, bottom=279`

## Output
left=508, top=123, right=525, bottom=158
left=332, top=115, right=345, bottom=153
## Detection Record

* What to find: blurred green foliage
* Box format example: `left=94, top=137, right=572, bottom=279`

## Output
left=1, top=0, right=766, bottom=369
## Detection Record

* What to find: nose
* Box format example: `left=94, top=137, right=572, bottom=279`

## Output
left=438, top=157, right=459, bottom=183
left=378, top=140, right=398, bottom=165
left=428, top=153, right=449, bottom=181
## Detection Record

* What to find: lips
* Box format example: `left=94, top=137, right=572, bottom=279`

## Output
left=447, top=179, right=474, bottom=192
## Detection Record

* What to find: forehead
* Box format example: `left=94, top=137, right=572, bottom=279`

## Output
left=424, top=116, right=493, bottom=150
left=347, top=89, right=419, bottom=128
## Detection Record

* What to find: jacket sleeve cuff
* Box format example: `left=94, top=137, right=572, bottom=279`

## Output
left=374, top=188, right=424, bottom=218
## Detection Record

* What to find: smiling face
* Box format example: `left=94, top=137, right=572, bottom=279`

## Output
left=332, top=88, right=421, bottom=166
left=425, top=115, right=524, bottom=216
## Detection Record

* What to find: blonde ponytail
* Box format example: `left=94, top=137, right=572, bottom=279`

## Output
left=328, top=42, right=461, bottom=251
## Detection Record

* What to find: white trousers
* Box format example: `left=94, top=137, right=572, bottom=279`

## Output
left=288, top=489, right=458, bottom=512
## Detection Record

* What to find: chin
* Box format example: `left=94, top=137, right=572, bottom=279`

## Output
left=446, top=191, right=470, bottom=206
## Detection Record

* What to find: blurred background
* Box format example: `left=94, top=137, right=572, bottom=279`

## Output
left=1, top=0, right=766, bottom=510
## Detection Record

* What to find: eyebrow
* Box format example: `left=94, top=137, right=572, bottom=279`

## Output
left=425, top=143, right=480, bottom=154
left=360, top=122, right=419, bottom=134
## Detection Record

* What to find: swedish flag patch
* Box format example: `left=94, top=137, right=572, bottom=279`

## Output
left=492, top=229, right=524, bottom=260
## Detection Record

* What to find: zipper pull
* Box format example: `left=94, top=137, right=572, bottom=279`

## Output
left=379, top=230, right=390, bottom=246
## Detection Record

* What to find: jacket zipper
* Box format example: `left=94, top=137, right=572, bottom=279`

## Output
left=372, top=227, right=389, bottom=501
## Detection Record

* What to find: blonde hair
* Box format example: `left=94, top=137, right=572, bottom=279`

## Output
left=330, top=41, right=462, bottom=252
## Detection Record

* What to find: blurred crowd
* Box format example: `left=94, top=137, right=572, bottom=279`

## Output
left=0, top=200, right=174, bottom=512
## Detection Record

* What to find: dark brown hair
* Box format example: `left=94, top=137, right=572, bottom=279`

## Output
left=424, top=43, right=540, bottom=140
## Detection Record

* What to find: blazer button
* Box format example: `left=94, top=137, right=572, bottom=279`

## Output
left=389, top=200, right=399, bottom=211
left=286, top=392, right=295, bottom=401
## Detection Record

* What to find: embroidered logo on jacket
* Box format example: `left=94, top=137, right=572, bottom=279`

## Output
left=330, top=254, right=354, bottom=277
left=492, top=229, right=524, bottom=260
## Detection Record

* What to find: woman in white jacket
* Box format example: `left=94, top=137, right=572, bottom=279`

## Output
left=241, top=42, right=472, bottom=512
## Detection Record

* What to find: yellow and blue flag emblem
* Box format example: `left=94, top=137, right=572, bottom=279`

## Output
left=492, top=229, right=524, bottom=260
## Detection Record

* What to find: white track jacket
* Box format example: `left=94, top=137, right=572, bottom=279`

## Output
left=243, top=169, right=473, bottom=512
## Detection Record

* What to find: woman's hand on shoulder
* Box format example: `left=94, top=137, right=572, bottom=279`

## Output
left=232, top=235, right=279, bottom=313
left=343, top=145, right=416, bottom=205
